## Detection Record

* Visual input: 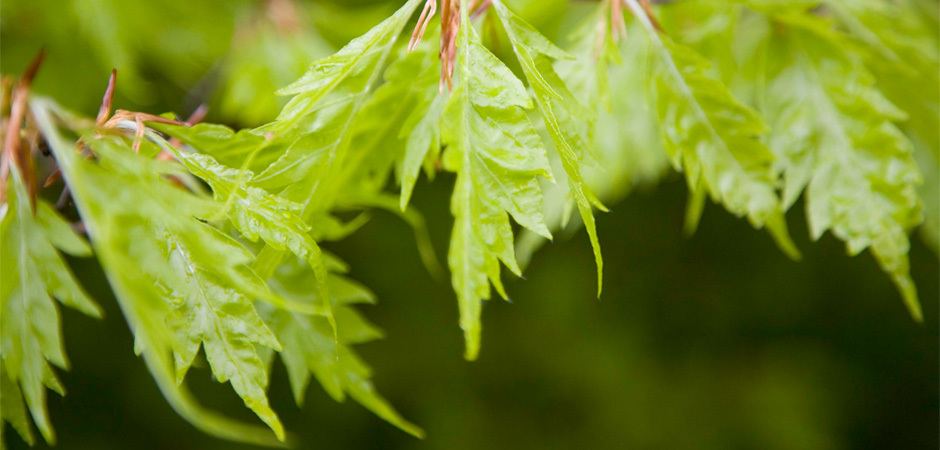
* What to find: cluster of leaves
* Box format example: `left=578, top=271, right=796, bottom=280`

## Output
left=0, top=0, right=936, bottom=447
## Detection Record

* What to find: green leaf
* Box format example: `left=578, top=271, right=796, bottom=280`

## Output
left=339, top=41, right=444, bottom=212
left=913, top=141, right=938, bottom=255
left=252, top=0, right=422, bottom=191
left=247, top=0, right=423, bottom=283
left=0, top=166, right=100, bottom=445
left=518, top=6, right=671, bottom=269
left=399, top=89, right=446, bottom=211
left=491, top=0, right=605, bottom=295
left=761, top=16, right=924, bottom=320
left=825, top=0, right=940, bottom=253
left=441, top=9, right=553, bottom=360
left=151, top=122, right=284, bottom=174
left=294, top=39, right=443, bottom=214
left=259, top=257, right=424, bottom=438
left=214, top=7, right=333, bottom=127
left=311, top=39, right=445, bottom=278
left=154, top=134, right=334, bottom=324
left=33, top=100, right=287, bottom=445
left=555, top=4, right=622, bottom=120
left=1, top=364, right=33, bottom=446
left=268, top=0, right=424, bottom=132
left=623, top=0, right=798, bottom=259
left=162, top=226, right=284, bottom=426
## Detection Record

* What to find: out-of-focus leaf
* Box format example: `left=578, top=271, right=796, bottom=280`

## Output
left=825, top=0, right=939, bottom=254
left=623, top=0, right=798, bottom=259
left=79, top=0, right=243, bottom=89
left=342, top=41, right=443, bottom=212
left=248, top=0, right=422, bottom=216
left=215, top=3, right=333, bottom=127
left=761, top=15, right=924, bottom=320
left=314, top=38, right=445, bottom=278
left=913, top=142, right=938, bottom=255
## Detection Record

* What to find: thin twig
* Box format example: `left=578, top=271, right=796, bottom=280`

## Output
left=409, top=0, right=437, bottom=52
left=96, top=70, right=117, bottom=126
left=637, top=0, right=663, bottom=32
left=470, top=0, right=491, bottom=20
left=1, top=49, right=45, bottom=208
left=439, top=0, right=461, bottom=92
left=163, top=104, right=209, bottom=159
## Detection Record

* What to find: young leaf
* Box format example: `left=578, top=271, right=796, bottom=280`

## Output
left=623, top=0, right=799, bottom=259
left=151, top=131, right=333, bottom=323
left=0, top=166, right=101, bottom=445
left=151, top=122, right=284, bottom=174
left=248, top=0, right=423, bottom=282
left=825, top=0, right=940, bottom=254
left=334, top=41, right=443, bottom=212
left=255, top=0, right=424, bottom=189
left=259, top=257, right=424, bottom=438
left=519, top=6, right=671, bottom=268
left=761, top=15, right=924, bottom=320
left=441, top=7, right=553, bottom=360
left=307, top=40, right=445, bottom=278
left=288, top=39, right=443, bottom=214
left=33, top=101, right=287, bottom=445
left=491, top=0, right=606, bottom=295
left=1, top=364, right=33, bottom=446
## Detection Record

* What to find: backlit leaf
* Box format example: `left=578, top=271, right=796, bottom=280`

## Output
left=623, top=0, right=799, bottom=259
left=760, top=13, right=924, bottom=320
left=441, top=9, right=552, bottom=360
left=0, top=166, right=100, bottom=445
left=34, top=100, right=287, bottom=445
left=492, top=0, right=606, bottom=294
left=259, top=257, right=424, bottom=438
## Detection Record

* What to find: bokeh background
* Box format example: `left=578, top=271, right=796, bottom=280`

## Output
left=2, top=0, right=938, bottom=449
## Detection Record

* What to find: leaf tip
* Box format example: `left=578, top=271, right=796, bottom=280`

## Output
left=766, top=213, right=802, bottom=261
left=462, top=325, right=481, bottom=361
left=894, top=273, right=923, bottom=323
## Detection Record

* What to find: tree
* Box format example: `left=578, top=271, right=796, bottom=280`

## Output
left=1, top=0, right=937, bottom=447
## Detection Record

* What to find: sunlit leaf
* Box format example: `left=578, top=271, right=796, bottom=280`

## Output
left=153, top=132, right=333, bottom=323
left=623, top=0, right=799, bottom=259
left=259, top=257, right=424, bottom=438
left=825, top=0, right=939, bottom=254
left=492, top=0, right=605, bottom=294
left=34, top=101, right=287, bottom=445
left=441, top=9, right=552, bottom=360
left=0, top=166, right=101, bottom=445
left=760, top=13, right=924, bottom=320
left=0, top=364, right=33, bottom=446
left=247, top=0, right=424, bottom=283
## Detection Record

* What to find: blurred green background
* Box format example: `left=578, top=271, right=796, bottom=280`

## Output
left=2, top=0, right=937, bottom=449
